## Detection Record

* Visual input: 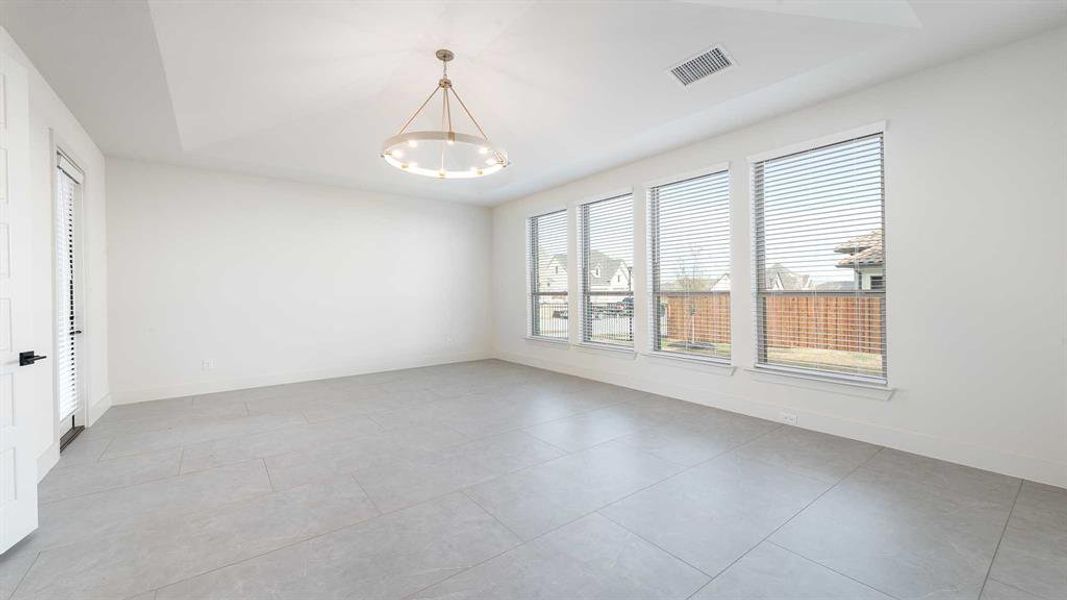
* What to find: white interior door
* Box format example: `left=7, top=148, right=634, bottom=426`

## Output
left=0, top=50, right=39, bottom=553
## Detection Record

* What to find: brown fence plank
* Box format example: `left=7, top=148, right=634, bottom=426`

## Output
left=661, top=294, right=882, bottom=353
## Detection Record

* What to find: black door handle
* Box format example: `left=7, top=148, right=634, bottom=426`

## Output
left=19, top=351, right=47, bottom=366
left=70, top=330, right=83, bottom=336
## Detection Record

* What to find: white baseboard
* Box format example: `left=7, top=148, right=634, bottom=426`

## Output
left=495, top=350, right=1067, bottom=490
left=110, top=351, right=493, bottom=405
left=36, top=442, right=59, bottom=483
left=87, top=392, right=111, bottom=426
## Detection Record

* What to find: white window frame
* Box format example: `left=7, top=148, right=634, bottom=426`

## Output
left=749, top=123, right=888, bottom=385
left=526, top=208, right=570, bottom=343
left=578, top=190, right=635, bottom=350
left=645, top=163, right=732, bottom=365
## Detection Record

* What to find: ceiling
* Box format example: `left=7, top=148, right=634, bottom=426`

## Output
left=1, top=1, right=1064, bottom=205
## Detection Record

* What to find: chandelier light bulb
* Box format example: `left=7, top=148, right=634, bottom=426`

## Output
left=381, top=49, right=509, bottom=179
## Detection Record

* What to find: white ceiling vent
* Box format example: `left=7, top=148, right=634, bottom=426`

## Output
left=669, top=46, right=733, bottom=87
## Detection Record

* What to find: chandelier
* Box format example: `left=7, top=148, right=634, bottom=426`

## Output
left=381, top=49, right=509, bottom=179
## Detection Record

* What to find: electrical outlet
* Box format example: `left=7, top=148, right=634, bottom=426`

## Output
left=779, top=412, right=798, bottom=426
left=201, top=360, right=215, bottom=371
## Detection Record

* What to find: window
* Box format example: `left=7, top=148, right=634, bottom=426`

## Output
left=580, top=193, right=633, bottom=347
left=528, top=210, right=568, bottom=340
left=649, top=169, right=731, bottom=361
left=754, top=133, right=886, bottom=382
left=55, top=151, right=85, bottom=441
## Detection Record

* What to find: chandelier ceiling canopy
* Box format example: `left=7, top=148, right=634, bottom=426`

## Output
left=381, top=49, right=509, bottom=179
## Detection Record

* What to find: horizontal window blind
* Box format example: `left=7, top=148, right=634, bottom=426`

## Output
left=650, top=170, right=731, bottom=361
left=754, top=133, right=886, bottom=382
left=580, top=194, right=633, bottom=347
left=528, top=210, right=568, bottom=340
left=55, top=160, right=82, bottom=420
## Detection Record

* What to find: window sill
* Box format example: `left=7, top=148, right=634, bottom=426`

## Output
left=574, top=342, right=637, bottom=359
left=524, top=336, right=569, bottom=347
left=643, top=352, right=736, bottom=376
left=746, top=366, right=895, bottom=401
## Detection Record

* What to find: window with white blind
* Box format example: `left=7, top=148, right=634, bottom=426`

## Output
left=55, top=153, right=83, bottom=430
left=580, top=193, right=633, bottom=347
left=528, top=210, right=569, bottom=340
left=649, top=169, right=731, bottom=361
left=753, top=133, right=886, bottom=382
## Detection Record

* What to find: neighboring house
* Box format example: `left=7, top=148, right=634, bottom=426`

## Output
left=835, top=230, right=884, bottom=290
left=575, top=250, right=632, bottom=292
left=536, top=249, right=632, bottom=292
left=661, top=272, right=729, bottom=292
left=765, top=263, right=813, bottom=291
left=537, top=253, right=568, bottom=292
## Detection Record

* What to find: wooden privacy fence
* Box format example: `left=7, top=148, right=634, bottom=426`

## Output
left=660, top=293, right=731, bottom=345
left=661, top=293, right=883, bottom=353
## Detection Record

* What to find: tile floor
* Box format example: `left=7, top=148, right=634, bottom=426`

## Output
left=1, top=359, right=1063, bottom=599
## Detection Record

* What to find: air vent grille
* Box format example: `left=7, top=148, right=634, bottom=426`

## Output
left=670, top=46, right=733, bottom=86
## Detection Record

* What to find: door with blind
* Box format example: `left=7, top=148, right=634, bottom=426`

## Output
left=54, top=153, right=84, bottom=449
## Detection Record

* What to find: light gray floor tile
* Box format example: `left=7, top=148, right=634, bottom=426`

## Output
left=772, top=449, right=1020, bottom=600
left=509, top=381, right=629, bottom=413
left=523, top=408, right=649, bottom=452
left=353, top=431, right=565, bottom=512
left=240, top=388, right=352, bottom=416
left=154, top=493, right=519, bottom=600
left=37, top=448, right=182, bottom=504
left=302, top=387, right=445, bottom=422
left=91, top=396, right=247, bottom=429
left=690, top=542, right=892, bottom=599
left=520, top=393, right=723, bottom=455
left=614, top=411, right=779, bottom=467
left=565, top=382, right=652, bottom=408
left=179, top=415, right=382, bottom=473
left=30, top=460, right=270, bottom=553
left=981, top=579, right=1045, bottom=600
left=734, top=425, right=881, bottom=483
left=100, top=411, right=306, bottom=460
left=0, top=538, right=38, bottom=600
left=989, top=481, right=1067, bottom=599
left=430, top=392, right=586, bottom=438
left=466, top=441, right=685, bottom=540
left=601, top=452, right=830, bottom=576
left=414, top=513, right=708, bottom=599
left=14, top=477, right=379, bottom=600
left=18, top=360, right=1060, bottom=600
left=369, top=400, right=458, bottom=431
left=50, top=435, right=111, bottom=467
left=264, top=424, right=468, bottom=491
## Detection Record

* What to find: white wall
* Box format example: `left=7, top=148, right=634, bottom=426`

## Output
left=0, top=27, right=110, bottom=478
left=106, top=159, right=492, bottom=403
left=492, top=28, right=1067, bottom=488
